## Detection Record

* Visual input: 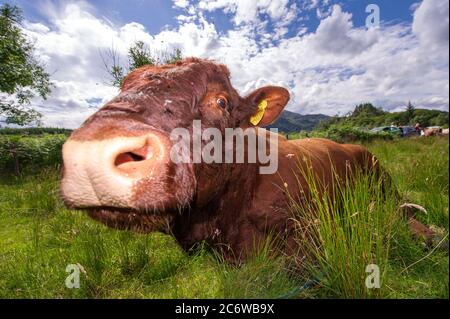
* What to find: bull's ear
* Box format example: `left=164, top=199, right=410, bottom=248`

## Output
left=245, top=86, right=290, bottom=127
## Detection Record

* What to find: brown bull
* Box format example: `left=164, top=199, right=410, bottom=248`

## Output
left=61, top=58, right=434, bottom=264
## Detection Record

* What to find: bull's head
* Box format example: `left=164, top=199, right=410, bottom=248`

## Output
left=61, top=58, right=289, bottom=233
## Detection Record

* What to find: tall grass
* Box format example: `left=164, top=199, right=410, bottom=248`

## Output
left=283, top=138, right=449, bottom=299
left=286, top=157, right=399, bottom=298
left=366, top=137, right=449, bottom=227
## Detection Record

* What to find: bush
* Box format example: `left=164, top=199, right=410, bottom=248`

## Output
left=317, top=104, right=448, bottom=130
left=288, top=125, right=393, bottom=143
left=0, top=127, right=72, bottom=135
left=0, top=134, right=67, bottom=174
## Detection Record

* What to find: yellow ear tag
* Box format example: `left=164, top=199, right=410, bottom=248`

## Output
left=250, top=99, right=268, bottom=126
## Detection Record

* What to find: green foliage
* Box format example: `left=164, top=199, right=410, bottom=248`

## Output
left=289, top=124, right=393, bottom=143
left=0, top=4, right=51, bottom=126
left=318, top=103, right=448, bottom=131
left=0, top=134, right=67, bottom=174
left=352, top=103, right=385, bottom=117
left=0, top=127, right=72, bottom=135
left=108, top=65, right=125, bottom=88
left=164, top=48, right=182, bottom=65
left=104, top=41, right=183, bottom=87
left=405, top=101, right=415, bottom=124
left=0, top=104, right=42, bottom=126
left=412, top=109, right=449, bottom=128
left=128, top=41, right=156, bottom=70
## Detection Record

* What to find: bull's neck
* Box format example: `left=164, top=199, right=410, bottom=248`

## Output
left=170, top=161, right=260, bottom=252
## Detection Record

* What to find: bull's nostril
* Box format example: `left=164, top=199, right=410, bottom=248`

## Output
left=114, top=146, right=153, bottom=167
left=115, top=152, right=144, bottom=166
left=128, top=152, right=145, bottom=162
left=110, top=135, right=163, bottom=178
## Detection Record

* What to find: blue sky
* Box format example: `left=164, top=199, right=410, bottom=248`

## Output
left=13, top=0, right=419, bottom=35
left=1, top=0, right=448, bottom=127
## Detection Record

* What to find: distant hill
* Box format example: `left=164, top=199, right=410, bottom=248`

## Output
left=267, top=110, right=330, bottom=133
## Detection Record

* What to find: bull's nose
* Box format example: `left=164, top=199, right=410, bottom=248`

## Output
left=61, top=133, right=168, bottom=209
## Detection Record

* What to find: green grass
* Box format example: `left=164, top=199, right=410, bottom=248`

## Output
left=0, top=137, right=448, bottom=298
left=366, top=137, right=449, bottom=298
left=0, top=170, right=298, bottom=298
left=366, top=137, right=449, bottom=227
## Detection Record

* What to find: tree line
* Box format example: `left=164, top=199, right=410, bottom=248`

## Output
left=317, top=102, right=449, bottom=130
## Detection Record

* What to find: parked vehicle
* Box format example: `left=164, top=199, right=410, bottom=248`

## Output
left=400, top=126, right=420, bottom=137
left=370, top=126, right=403, bottom=137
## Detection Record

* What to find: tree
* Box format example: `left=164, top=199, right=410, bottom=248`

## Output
left=102, top=41, right=183, bottom=87
left=405, top=101, right=415, bottom=124
left=430, top=112, right=449, bottom=127
left=351, top=103, right=385, bottom=117
left=164, top=48, right=182, bottom=65
left=0, top=3, right=51, bottom=126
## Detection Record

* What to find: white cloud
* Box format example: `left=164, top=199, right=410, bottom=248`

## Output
left=311, top=5, right=378, bottom=55
left=173, top=0, right=191, bottom=9
left=23, top=21, right=50, bottom=33
left=301, top=0, right=330, bottom=11
left=16, top=0, right=449, bottom=128
left=412, top=0, right=449, bottom=49
left=195, top=0, right=298, bottom=28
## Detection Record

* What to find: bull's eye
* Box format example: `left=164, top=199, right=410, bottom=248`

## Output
left=216, top=97, right=228, bottom=109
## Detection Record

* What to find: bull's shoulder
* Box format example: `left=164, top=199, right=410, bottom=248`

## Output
left=254, top=127, right=287, bottom=141
left=286, top=138, right=370, bottom=156
left=342, top=144, right=377, bottom=163
left=340, top=143, right=372, bottom=157
left=282, top=138, right=378, bottom=170
left=283, top=137, right=347, bottom=157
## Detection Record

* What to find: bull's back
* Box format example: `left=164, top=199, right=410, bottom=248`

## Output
left=282, top=137, right=378, bottom=184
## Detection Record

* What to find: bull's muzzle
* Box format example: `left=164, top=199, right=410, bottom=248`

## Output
left=61, top=133, right=168, bottom=209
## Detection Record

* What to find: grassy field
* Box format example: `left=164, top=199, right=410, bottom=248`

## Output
left=0, top=136, right=448, bottom=298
